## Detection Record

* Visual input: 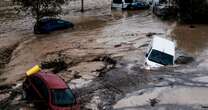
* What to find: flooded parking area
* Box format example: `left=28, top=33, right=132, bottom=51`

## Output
left=1, top=0, right=208, bottom=109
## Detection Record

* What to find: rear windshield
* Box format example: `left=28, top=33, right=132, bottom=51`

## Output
left=51, top=89, right=76, bottom=107
left=148, top=49, right=174, bottom=65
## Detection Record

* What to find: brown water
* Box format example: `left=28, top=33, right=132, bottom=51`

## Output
left=0, top=8, right=172, bottom=84
left=172, top=24, right=208, bottom=56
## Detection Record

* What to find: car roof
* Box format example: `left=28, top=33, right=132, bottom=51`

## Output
left=38, top=18, right=60, bottom=23
left=34, top=72, right=68, bottom=89
left=151, top=35, right=175, bottom=56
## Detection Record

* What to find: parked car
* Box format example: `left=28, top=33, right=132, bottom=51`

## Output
left=111, top=0, right=149, bottom=10
left=144, top=36, right=175, bottom=69
left=127, top=1, right=150, bottom=10
left=23, top=72, right=80, bottom=110
left=34, top=18, right=74, bottom=34
left=152, top=0, right=176, bottom=18
left=153, top=3, right=170, bottom=16
left=146, top=0, right=153, bottom=5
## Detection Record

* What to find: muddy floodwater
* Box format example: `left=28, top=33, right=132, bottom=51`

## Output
left=1, top=0, right=208, bottom=110
left=172, top=24, right=208, bottom=55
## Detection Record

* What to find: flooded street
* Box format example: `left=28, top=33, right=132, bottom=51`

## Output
left=1, top=0, right=208, bottom=110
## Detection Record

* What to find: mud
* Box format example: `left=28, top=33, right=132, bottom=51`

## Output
left=0, top=44, right=18, bottom=68
left=41, top=54, right=69, bottom=73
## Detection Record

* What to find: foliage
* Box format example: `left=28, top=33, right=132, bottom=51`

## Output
left=175, top=0, right=208, bottom=23
left=13, top=0, right=69, bottom=21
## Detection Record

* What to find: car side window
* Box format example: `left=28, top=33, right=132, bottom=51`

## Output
left=31, top=76, right=49, bottom=101
left=57, top=20, right=64, bottom=24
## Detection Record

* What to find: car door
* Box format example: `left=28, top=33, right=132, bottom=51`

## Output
left=23, top=78, right=39, bottom=100
left=51, top=20, right=59, bottom=30
left=31, top=76, right=49, bottom=103
left=57, top=20, right=66, bottom=29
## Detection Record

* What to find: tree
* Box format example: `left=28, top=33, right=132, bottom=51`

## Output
left=175, top=0, right=208, bottom=23
left=13, top=0, right=69, bottom=21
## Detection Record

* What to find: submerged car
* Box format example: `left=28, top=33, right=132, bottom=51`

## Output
left=144, top=36, right=175, bottom=69
left=23, top=72, right=80, bottom=110
left=34, top=18, right=74, bottom=34
left=111, top=0, right=149, bottom=10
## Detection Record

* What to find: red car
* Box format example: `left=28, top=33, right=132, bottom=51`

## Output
left=23, top=72, right=80, bottom=110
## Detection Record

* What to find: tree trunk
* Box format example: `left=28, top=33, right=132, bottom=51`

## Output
left=81, top=0, right=84, bottom=12
left=35, top=0, right=41, bottom=21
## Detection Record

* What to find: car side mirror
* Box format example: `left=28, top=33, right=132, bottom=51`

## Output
left=145, top=53, right=148, bottom=57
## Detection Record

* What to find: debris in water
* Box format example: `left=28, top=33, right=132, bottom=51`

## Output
left=0, top=84, right=13, bottom=91
left=93, top=55, right=117, bottom=66
left=138, top=43, right=149, bottom=48
left=189, top=25, right=196, bottom=28
left=41, top=54, right=69, bottom=73
left=201, top=105, right=208, bottom=108
left=149, top=98, right=160, bottom=107
left=26, top=65, right=41, bottom=76
left=0, top=83, right=22, bottom=110
left=146, top=32, right=163, bottom=38
left=175, top=56, right=194, bottom=64
left=92, top=55, right=117, bottom=77
left=73, top=72, right=82, bottom=79
left=146, top=32, right=157, bottom=37
left=114, top=44, right=122, bottom=48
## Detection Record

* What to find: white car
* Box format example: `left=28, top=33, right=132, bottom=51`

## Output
left=144, top=36, right=176, bottom=69
left=112, top=0, right=133, bottom=9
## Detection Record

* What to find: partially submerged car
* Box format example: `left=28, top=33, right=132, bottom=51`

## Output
left=152, top=0, right=176, bottom=18
left=144, top=36, right=175, bottom=69
left=34, top=18, right=74, bottom=34
left=111, top=0, right=149, bottom=10
left=153, top=3, right=170, bottom=16
left=23, top=72, right=80, bottom=110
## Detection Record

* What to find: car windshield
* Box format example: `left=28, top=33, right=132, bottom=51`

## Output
left=51, top=89, right=76, bottom=107
left=148, top=49, right=173, bottom=65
